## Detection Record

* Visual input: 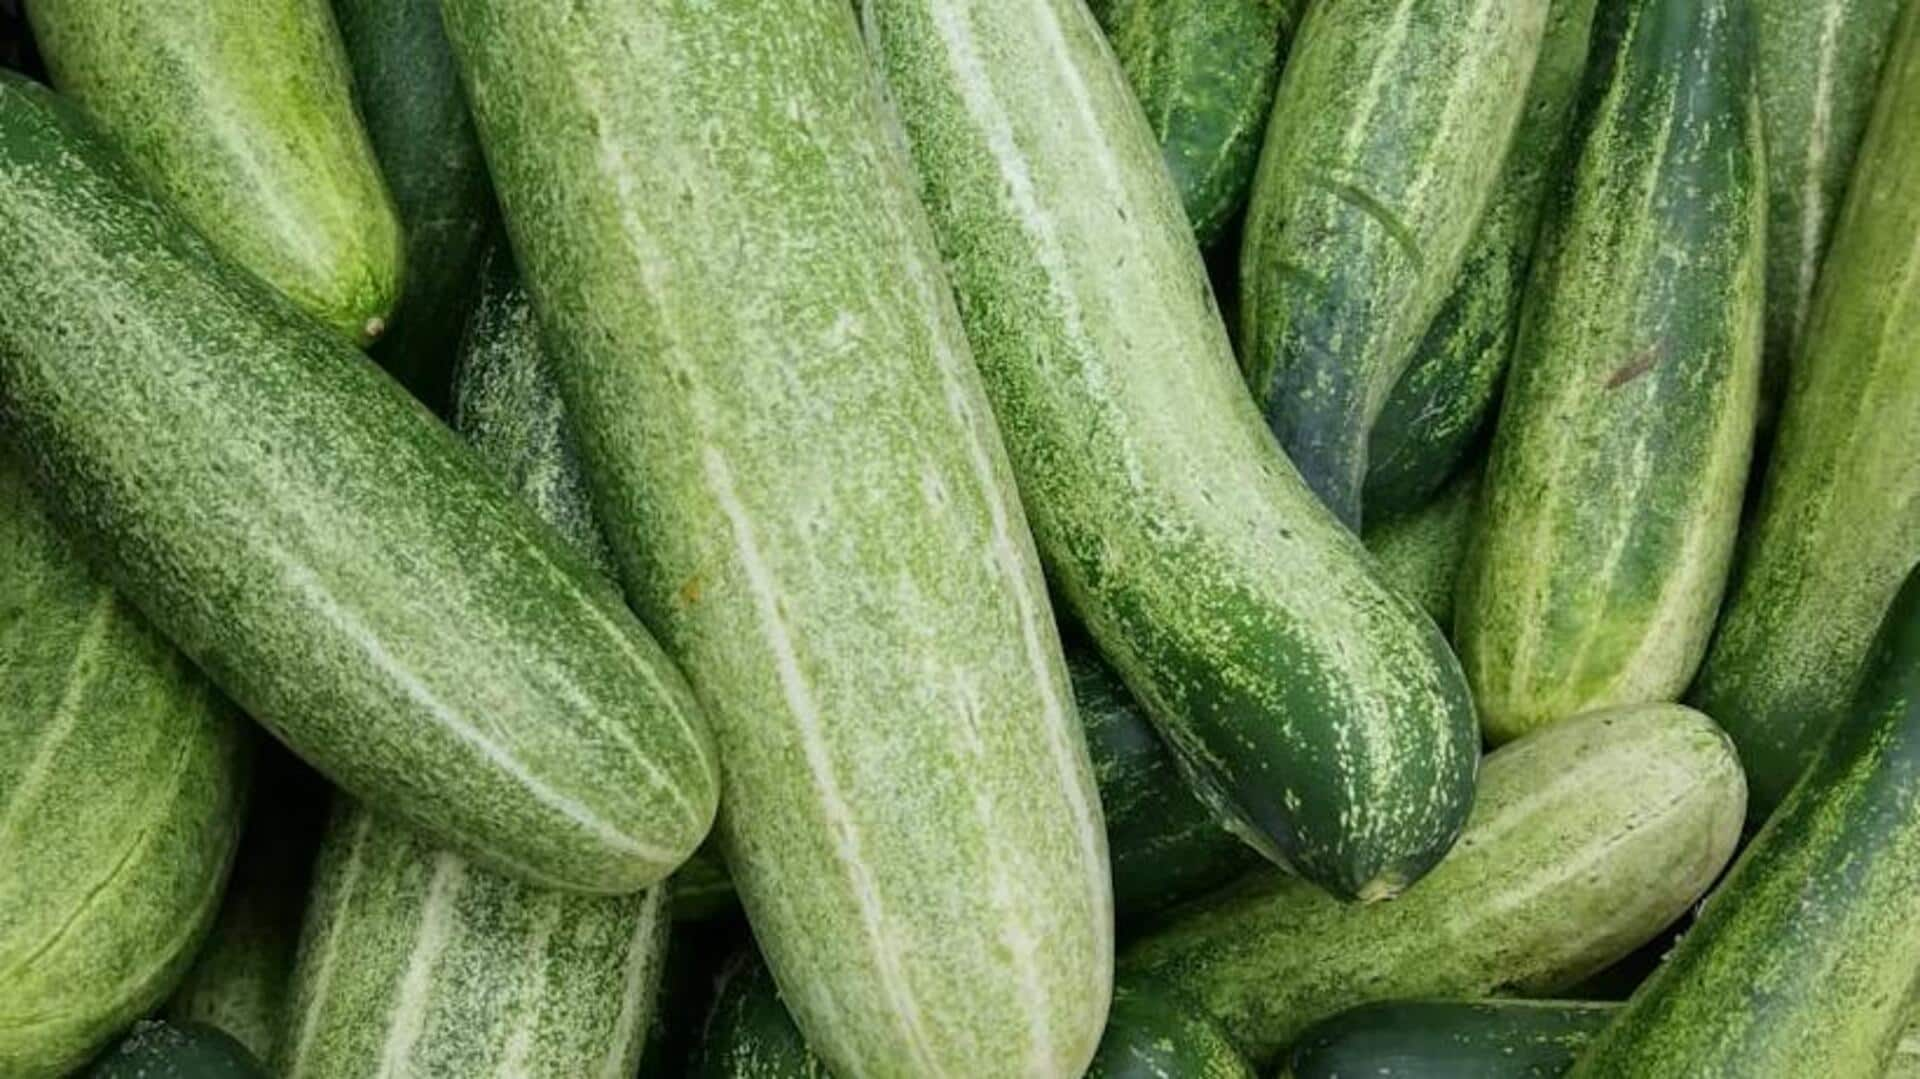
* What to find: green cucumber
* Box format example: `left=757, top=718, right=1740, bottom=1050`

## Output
left=443, top=5, right=1111, bottom=1074
left=0, top=455, right=249, bottom=1079
left=864, top=0, right=1477, bottom=903
left=1568, top=564, right=1920, bottom=1078
left=1238, top=0, right=1548, bottom=527
left=334, top=0, right=496, bottom=406
left=1362, top=0, right=1600, bottom=517
left=1285, top=1000, right=1618, bottom=1078
left=1087, top=0, right=1298, bottom=246
left=1690, top=0, right=1920, bottom=818
left=26, top=0, right=402, bottom=345
left=87, top=1021, right=266, bottom=1079
left=694, top=955, right=831, bottom=1079
left=1454, top=0, right=1765, bottom=743
left=1084, top=983, right=1255, bottom=1079
left=1361, top=465, right=1480, bottom=630
left=0, top=72, right=717, bottom=895
left=1893, top=1026, right=1920, bottom=1079
left=1119, top=704, right=1746, bottom=1064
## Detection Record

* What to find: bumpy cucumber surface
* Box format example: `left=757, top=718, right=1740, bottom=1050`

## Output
left=87, top=1021, right=266, bottom=1079
left=1285, top=1000, right=1617, bottom=1079
left=0, top=72, right=716, bottom=895
left=1362, top=465, right=1479, bottom=630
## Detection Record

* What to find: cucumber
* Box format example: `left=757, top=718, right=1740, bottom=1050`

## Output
left=87, top=1021, right=266, bottom=1079
left=443, top=4, right=1113, bottom=1076
left=1084, top=983, right=1255, bottom=1079
left=1119, top=704, right=1746, bottom=1064
left=0, top=72, right=717, bottom=895
left=1362, top=465, right=1480, bottom=630
left=1690, top=0, right=1920, bottom=818
left=0, top=455, right=249, bottom=1079
left=1362, top=0, right=1600, bottom=517
left=26, top=0, right=403, bottom=345
left=1894, top=1026, right=1920, bottom=1079
left=694, top=955, right=831, bottom=1079
left=1454, top=0, right=1766, bottom=743
left=863, top=0, right=1477, bottom=903
left=1088, top=0, right=1298, bottom=246
left=1285, top=1000, right=1618, bottom=1079
left=1238, top=0, right=1548, bottom=527
left=1570, top=565, right=1920, bottom=1078
left=333, top=0, right=495, bottom=406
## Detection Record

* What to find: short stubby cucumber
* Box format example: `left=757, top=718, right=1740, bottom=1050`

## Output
left=87, top=1021, right=267, bottom=1079
left=1119, top=705, right=1747, bottom=1064
left=864, top=0, right=1478, bottom=903
left=1285, top=1000, right=1618, bottom=1079
left=1455, top=0, right=1765, bottom=742
left=27, top=0, right=403, bottom=344
left=1362, top=465, right=1480, bottom=630
left=0, top=73, right=718, bottom=895
left=442, top=4, right=1113, bottom=1076
left=1238, top=0, right=1548, bottom=527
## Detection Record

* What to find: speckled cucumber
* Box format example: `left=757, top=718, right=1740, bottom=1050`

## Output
left=1238, top=0, right=1548, bottom=527
left=1362, top=465, right=1480, bottom=630
left=1362, top=0, right=1599, bottom=517
left=0, top=73, right=717, bottom=895
left=26, top=0, right=402, bottom=345
left=1691, top=1, right=1920, bottom=819
left=1569, top=566, right=1920, bottom=1078
left=1284, top=1000, right=1618, bottom=1079
left=443, top=4, right=1111, bottom=1076
left=87, top=1021, right=267, bottom=1079
left=1082, top=983, right=1255, bottom=1079
left=694, top=956, right=831, bottom=1079
left=1454, top=0, right=1765, bottom=743
left=0, top=455, right=249, bottom=1079
left=1119, top=704, right=1747, bottom=1064
left=864, top=0, right=1477, bottom=903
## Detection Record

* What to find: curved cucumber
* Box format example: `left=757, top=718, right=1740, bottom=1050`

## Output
left=87, top=1021, right=266, bottom=1079
left=1455, top=0, right=1765, bottom=742
left=27, top=0, right=402, bottom=344
left=0, top=72, right=717, bottom=895
left=864, top=0, right=1477, bottom=903
left=1691, top=0, right=1920, bottom=817
left=1285, top=1000, right=1617, bottom=1079
left=442, top=4, right=1111, bottom=1075
left=1362, top=465, right=1480, bottom=630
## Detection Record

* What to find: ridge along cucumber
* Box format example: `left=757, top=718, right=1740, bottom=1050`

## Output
left=1283, top=1000, right=1619, bottom=1079
left=440, top=3, right=1112, bottom=1076
left=26, top=0, right=403, bottom=345
left=1361, top=464, right=1480, bottom=630
left=1691, top=0, right=1920, bottom=819
left=1453, top=0, right=1766, bottom=743
left=1118, top=704, right=1747, bottom=1065
left=1362, top=0, right=1600, bottom=518
left=862, top=0, right=1478, bottom=904
left=0, top=72, right=718, bottom=895
left=86, top=1021, right=267, bottom=1079
left=0, top=453, right=249, bottom=1079
left=1568, top=564, right=1920, bottom=1079
left=1237, top=0, right=1549, bottom=528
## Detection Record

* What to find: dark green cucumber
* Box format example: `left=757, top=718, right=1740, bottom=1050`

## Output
left=0, top=72, right=717, bottom=895
left=1238, top=0, right=1548, bottom=527
left=1569, top=564, right=1920, bottom=1078
left=27, top=0, right=402, bottom=345
left=1362, top=465, right=1480, bottom=630
left=87, top=1021, right=266, bottom=1079
left=1691, top=0, right=1920, bottom=818
left=1285, top=1000, right=1618, bottom=1079
left=1088, top=0, right=1297, bottom=246
left=1455, top=0, right=1765, bottom=742
left=694, top=955, right=831, bottom=1079
left=1362, top=0, right=1600, bottom=517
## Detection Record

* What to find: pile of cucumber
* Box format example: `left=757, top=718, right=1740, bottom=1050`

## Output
left=3, top=0, right=1918, bottom=1076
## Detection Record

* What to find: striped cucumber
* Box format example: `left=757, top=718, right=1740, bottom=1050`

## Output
left=1454, top=0, right=1765, bottom=743
left=1569, top=565, right=1920, bottom=1079
left=442, top=4, right=1111, bottom=1075
left=0, top=72, right=717, bottom=895
left=1284, top=1000, right=1617, bottom=1079
left=1363, top=0, right=1600, bottom=517
left=26, top=0, right=402, bottom=345
left=1238, top=0, right=1548, bottom=527
left=0, top=455, right=249, bottom=1079
left=1691, top=0, right=1920, bottom=817
left=1119, top=704, right=1747, bottom=1064
left=1083, top=983, right=1255, bottom=1079
left=1361, top=465, right=1480, bottom=630
left=863, top=0, right=1477, bottom=902
left=87, top=1022, right=266, bottom=1079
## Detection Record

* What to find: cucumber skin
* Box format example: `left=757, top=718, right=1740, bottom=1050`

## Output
left=441, top=5, right=1112, bottom=1076
left=1455, top=0, right=1765, bottom=742
left=1691, top=1, right=1920, bottom=818
left=0, top=457, right=249, bottom=1079
left=26, top=0, right=402, bottom=345
left=0, top=73, right=717, bottom=895
left=87, top=1021, right=266, bottom=1079
left=864, top=0, right=1477, bottom=904
left=694, top=956, right=833, bottom=1079
left=1363, top=0, right=1599, bottom=517
left=1083, top=983, right=1255, bottom=1079
left=1119, top=704, right=1747, bottom=1064
left=1570, top=567, right=1920, bottom=1079
left=1362, top=465, right=1479, bottom=630
left=1284, top=1000, right=1617, bottom=1079
left=1238, top=0, right=1547, bottom=528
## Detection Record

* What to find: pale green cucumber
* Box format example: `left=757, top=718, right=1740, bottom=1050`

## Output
left=0, top=72, right=717, bottom=895
left=1455, top=0, right=1766, bottom=742
left=863, top=0, right=1477, bottom=903
left=442, top=5, right=1111, bottom=1076
left=1238, top=0, right=1548, bottom=527
left=1119, top=704, right=1747, bottom=1064
left=27, top=0, right=403, bottom=345
left=1361, top=465, right=1480, bottom=630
